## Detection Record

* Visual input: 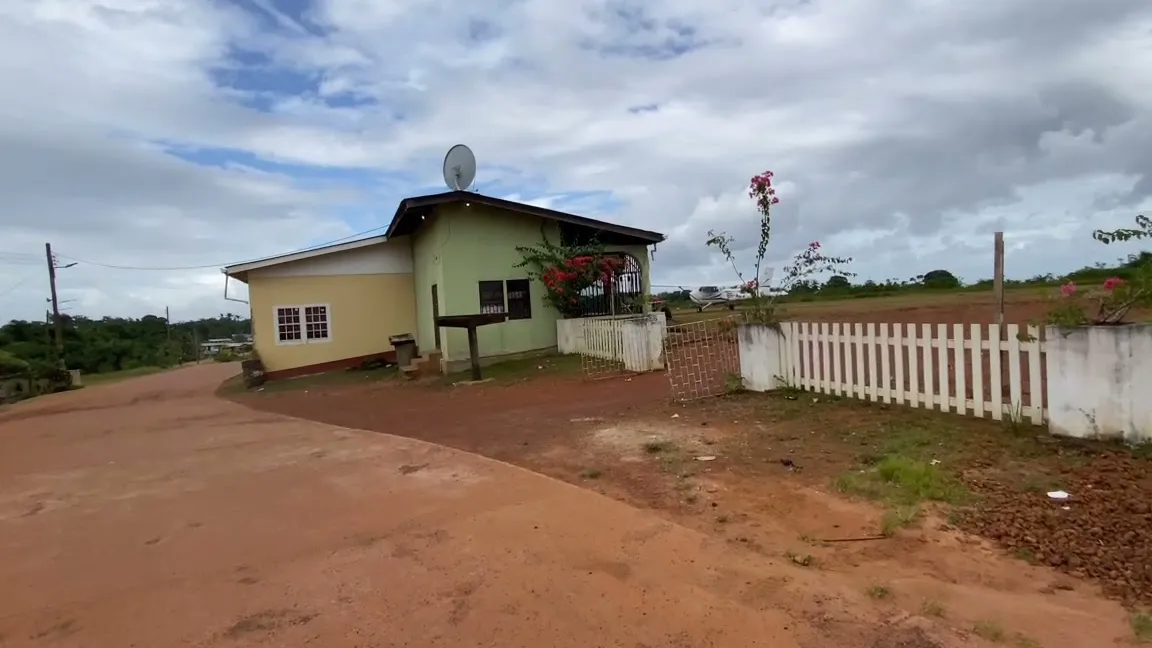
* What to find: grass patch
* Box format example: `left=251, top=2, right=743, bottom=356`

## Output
left=643, top=440, right=675, bottom=454
left=82, top=366, right=168, bottom=386
left=921, top=599, right=945, bottom=618
left=880, top=505, right=922, bottom=536
left=715, top=515, right=730, bottom=524
left=441, top=354, right=581, bottom=385
left=1012, top=546, right=1036, bottom=563
left=220, top=365, right=398, bottom=397
left=1132, top=610, right=1152, bottom=643
left=866, top=584, right=891, bottom=600
left=836, top=455, right=966, bottom=506
left=973, top=620, right=1005, bottom=643
left=579, top=468, right=603, bottom=480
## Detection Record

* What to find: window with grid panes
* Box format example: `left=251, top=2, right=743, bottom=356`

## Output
left=275, top=305, right=330, bottom=344
left=505, top=279, right=531, bottom=320
left=478, top=281, right=505, bottom=314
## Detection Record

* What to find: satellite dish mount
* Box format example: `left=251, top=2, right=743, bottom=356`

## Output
left=442, top=144, right=477, bottom=192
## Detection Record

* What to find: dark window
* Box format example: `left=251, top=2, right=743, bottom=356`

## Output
left=478, top=280, right=505, bottom=314
left=506, top=279, right=532, bottom=320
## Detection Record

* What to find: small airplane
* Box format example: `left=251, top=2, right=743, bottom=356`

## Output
left=688, top=285, right=753, bottom=311
left=687, top=271, right=786, bottom=311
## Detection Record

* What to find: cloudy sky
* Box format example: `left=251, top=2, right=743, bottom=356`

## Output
left=1, top=0, right=1150, bottom=323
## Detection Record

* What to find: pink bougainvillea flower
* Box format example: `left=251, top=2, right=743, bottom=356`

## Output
left=1102, top=277, right=1126, bottom=292
left=1060, top=282, right=1076, bottom=297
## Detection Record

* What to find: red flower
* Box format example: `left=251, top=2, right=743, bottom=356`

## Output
left=1060, top=282, right=1076, bottom=297
left=1103, top=277, right=1126, bottom=292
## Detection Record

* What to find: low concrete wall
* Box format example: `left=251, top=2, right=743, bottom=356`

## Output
left=1046, top=324, right=1152, bottom=442
left=737, top=324, right=787, bottom=392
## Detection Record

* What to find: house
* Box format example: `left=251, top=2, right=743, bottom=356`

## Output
left=222, top=191, right=665, bottom=379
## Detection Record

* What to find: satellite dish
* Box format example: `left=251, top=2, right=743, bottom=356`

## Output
left=442, top=144, right=476, bottom=191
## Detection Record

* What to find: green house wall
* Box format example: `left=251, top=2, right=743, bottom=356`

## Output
left=410, top=202, right=652, bottom=366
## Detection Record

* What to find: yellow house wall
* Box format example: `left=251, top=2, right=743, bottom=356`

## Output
left=247, top=273, right=417, bottom=373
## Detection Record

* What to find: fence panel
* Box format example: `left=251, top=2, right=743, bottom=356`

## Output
left=783, top=322, right=1047, bottom=424
left=665, top=316, right=740, bottom=401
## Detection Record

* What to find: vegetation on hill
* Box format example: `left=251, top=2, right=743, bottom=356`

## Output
left=0, top=313, right=251, bottom=376
left=656, top=252, right=1152, bottom=308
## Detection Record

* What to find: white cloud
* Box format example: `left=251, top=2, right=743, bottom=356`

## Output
left=1, top=0, right=1151, bottom=322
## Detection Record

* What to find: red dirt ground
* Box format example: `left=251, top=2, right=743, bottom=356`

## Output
left=239, top=365, right=1138, bottom=648
left=4, top=365, right=827, bottom=647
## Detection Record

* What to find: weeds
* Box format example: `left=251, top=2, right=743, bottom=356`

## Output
left=784, top=550, right=814, bottom=567
left=579, top=468, right=603, bottom=480
left=973, top=620, right=1005, bottom=643
left=866, top=584, right=891, bottom=599
left=880, top=505, right=921, bottom=536
left=836, top=455, right=966, bottom=506
left=1132, top=610, right=1152, bottom=643
left=643, top=440, right=674, bottom=454
left=715, top=515, right=730, bottom=524
left=723, top=372, right=746, bottom=395
left=921, top=599, right=945, bottom=617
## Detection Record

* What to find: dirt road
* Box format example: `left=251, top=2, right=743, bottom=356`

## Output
left=0, top=364, right=877, bottom=647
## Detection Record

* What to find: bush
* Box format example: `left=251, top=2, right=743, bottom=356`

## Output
left=0, top=350, right=30, bottom=377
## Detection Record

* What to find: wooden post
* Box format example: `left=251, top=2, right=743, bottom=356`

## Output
left=466, top=325, right=482, bottom=381
left=993, top=232, right=1005, bottom=326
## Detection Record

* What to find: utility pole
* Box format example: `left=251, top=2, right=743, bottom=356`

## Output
left=45, top=243, right=64, bottom=363
left=165, top=306, right=171, bottom=341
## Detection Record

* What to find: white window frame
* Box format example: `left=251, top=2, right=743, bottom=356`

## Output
left=273, top=304, right=333, bottom=346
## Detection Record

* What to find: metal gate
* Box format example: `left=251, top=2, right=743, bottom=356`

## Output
left=664, top=316, right=741, bottom=401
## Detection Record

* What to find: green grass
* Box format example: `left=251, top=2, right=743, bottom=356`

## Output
left=1132, top=610, right=1152, bottom=643
left=81, top=366, right=169, bottom=386
left=835, top=455, right=966, bottom=506
left=973, top=620, right=1005, bottom=643
left=866, top=584, right=892, bottom=600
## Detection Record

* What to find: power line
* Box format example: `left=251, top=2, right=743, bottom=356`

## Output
left=52, top=225, right=389, bottom=271
left=0, top=272, right=38, bottom=299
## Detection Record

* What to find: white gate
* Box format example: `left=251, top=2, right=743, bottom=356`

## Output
left=577, top=313, right=666, bottom=379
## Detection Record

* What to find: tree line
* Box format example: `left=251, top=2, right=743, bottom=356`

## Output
left=656, top=252, right=1152, bottom=306
left=0, top=313, right=251, bottom=377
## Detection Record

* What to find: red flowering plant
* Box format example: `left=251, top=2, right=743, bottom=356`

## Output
left=515, top=236, right=623, bottom=318
left=706, top=170, right=854, bottom=323
left=1047, top=214, right=1151, bottom=326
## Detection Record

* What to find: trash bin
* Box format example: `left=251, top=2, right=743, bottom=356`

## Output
left=389, top=333, right=417, bottom=367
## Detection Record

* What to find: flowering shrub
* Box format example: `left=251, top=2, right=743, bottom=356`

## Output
left=706, top=170, right=853, bottom=322
left=515, top=237, right=622, bottom=318
left=1048, top=214, right=1150, bottom=326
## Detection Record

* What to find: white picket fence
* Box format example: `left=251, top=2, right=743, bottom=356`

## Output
left=567, top=312, right=667, bottom=373
left=779, top=321, right=1047, bottom=424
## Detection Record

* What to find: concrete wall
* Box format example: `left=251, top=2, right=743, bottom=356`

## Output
left=246, top=239, right=417, bottom=374
left=435, top=203, right=563, bottom=364
left=1046, top=324, right=1152, bottom=443
left=737, top=324, right=788, bottom=392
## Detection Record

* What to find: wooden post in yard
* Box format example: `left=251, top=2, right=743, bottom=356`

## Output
left=993, top=232, right=1005, bottom=327
left=466, top=324, right=482, bottom=382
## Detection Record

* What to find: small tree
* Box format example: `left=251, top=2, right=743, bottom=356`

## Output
left=706, top=170, right=853, bottom=322
left=1048, top=214, right=1150, bottom=326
